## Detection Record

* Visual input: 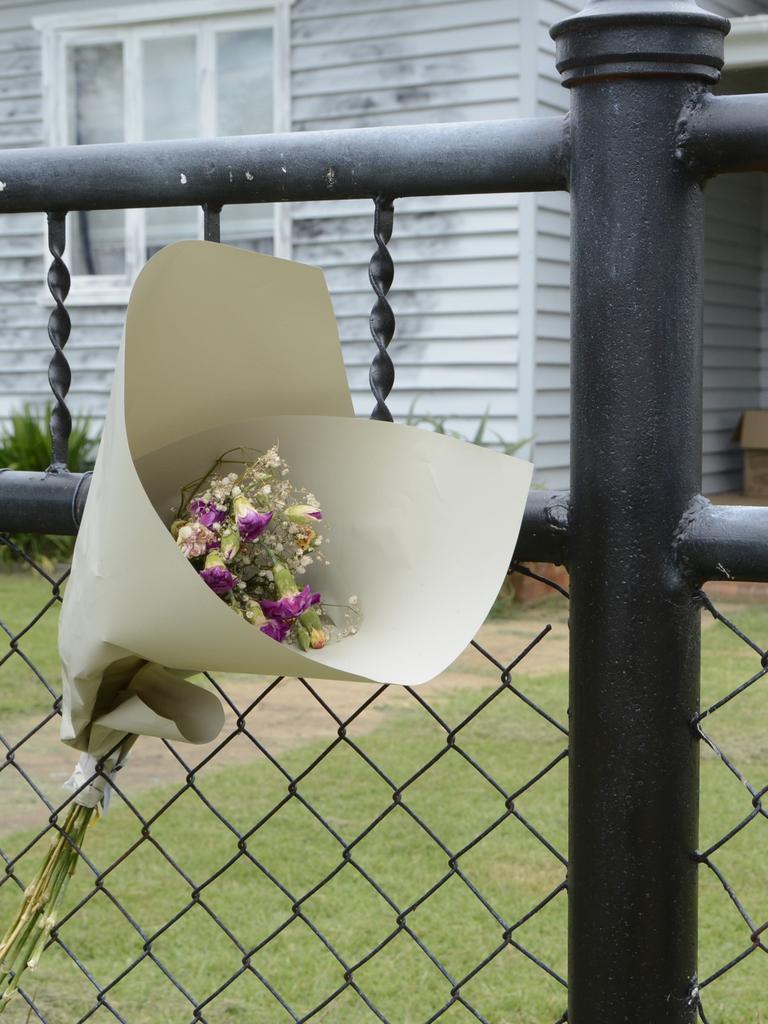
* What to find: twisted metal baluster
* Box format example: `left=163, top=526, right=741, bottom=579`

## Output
left=46, top=212, right=72, bottom=473
left=203, top=203, right=222, bottom=242
left=368, top=195, right=395, bottom=421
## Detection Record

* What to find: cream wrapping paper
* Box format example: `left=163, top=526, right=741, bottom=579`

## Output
left=63, top=748, right=131, bottom=812
left=59, top=240, right=533, bottom=760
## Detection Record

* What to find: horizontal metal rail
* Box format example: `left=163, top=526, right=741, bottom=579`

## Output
left=514, top=489, right=570, bottom=566
left=2, top=472, right=766, bottom=586
left=677, top=497, right=768, bottom=584
left=678, top=93, right=768, bottom=177
left=0, top=471, right=570, bottom=566
left=0, top=117, right=569, bottom=213
left=0, top=470, right=91, bottom=536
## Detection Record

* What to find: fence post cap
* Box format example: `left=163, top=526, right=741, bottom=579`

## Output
left=551, top=0, right=729, bottom=86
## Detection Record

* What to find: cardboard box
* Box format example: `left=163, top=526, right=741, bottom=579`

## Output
left=733, top=410, right=768, bottom=497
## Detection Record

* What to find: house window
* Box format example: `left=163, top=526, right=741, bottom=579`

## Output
left=37, top=1, right=289, bottom=303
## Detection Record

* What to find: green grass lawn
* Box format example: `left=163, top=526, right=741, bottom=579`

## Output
left=0, top=568, right=65, bottom=721
left=0, top=571, right=766, bottom=1022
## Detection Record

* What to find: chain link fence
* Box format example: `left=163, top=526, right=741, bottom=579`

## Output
left=694, top=592, right=768, bottom=1022
left=0, top=537, right=570, bottom=1023
left=3, top=533, right=768, bottom=1022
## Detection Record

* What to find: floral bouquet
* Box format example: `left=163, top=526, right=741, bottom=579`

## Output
left=173, top=445, right=358, bottom=649
left=0, top=241, right=532, bottom=1005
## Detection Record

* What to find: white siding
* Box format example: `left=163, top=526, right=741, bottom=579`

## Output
left=0, top=0, right=127, bottom=425
left=704, top=0, right=768, bottom=15
left=0, top=0, right=765, bottom=480
left=0, top=0, right=525, bottom=446
left=0, top=25, right=52, bottom=421
left=290, top=0, right=522, bottom=438
left=531, top=0, right=768, bottom=491
left=702, top=172, right=766, bottom=494
left=528, top=0, right=575, bottom=489
left=531, top=193, right=569, bottom=487
left=0, top=207, right=126, bottom=422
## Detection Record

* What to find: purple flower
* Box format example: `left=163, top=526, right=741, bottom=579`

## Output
left=199, top=553, right=237, bottom=595
left=260, top=619, right=292, bottom=643
left=234, top=497, right=274, bottom=542
left=200, top=565, right=237, bottom=595
left=260, top=585, right=321, bottom=622
left=189, top=499, right=227, bottom=528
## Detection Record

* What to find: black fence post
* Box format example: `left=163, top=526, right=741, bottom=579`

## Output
left=551, top=3, right=729, bottom=1022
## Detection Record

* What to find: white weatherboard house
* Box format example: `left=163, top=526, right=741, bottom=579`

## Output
left=0, top=0, right=764, bottom=493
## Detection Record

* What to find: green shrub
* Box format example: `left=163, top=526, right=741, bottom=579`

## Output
left=405, top=398, right=529, bottom=456
left=0, top=403, right=98, bottom=571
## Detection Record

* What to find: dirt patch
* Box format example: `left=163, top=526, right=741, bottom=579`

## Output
left=0, top=618, right=569, bottom=838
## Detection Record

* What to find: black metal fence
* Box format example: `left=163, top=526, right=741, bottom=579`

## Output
left=0, top=536, right=573, bottom=1023
left=0, top=2, right=768, bottom=1022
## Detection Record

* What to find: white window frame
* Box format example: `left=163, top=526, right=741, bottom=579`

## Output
left=35, top=0, right=292, bottom=306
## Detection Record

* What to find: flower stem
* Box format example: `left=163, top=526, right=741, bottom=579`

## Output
left=0, top=804, right=95, bottom=1012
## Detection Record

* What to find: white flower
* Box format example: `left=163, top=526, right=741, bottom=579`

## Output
left=176, top=522, right=215, bottom=559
